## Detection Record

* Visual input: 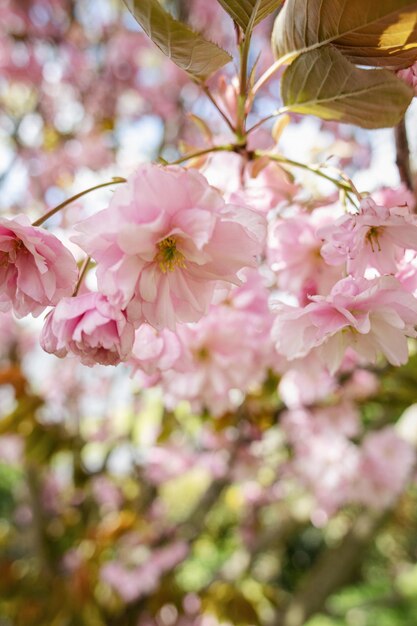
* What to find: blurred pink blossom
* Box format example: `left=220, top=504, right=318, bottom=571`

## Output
left=101, top=541, right=188, bottom=603
left=129, top=323, right=182, bottom=385
left=353, top=428, right=415, bottom=509
left=269, top=205, right=342, bottom=301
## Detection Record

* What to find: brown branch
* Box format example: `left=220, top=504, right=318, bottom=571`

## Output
left=395, top=118, right=414, bottom=194
left=26, top=461, right=54, bottom=579
left=272, top=510, right=385, bottom=626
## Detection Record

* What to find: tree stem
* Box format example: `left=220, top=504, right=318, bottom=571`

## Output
left=73, top=256, right=91, bottom=296
left=273, top=511, right=384, bottom=626
left=201, top=85, right=236, bottom=133
left=164, top=144, right=235, bottom=165
left=256, top=150, right=360, bottom=200
left=395, top=118, right=414, bottom=195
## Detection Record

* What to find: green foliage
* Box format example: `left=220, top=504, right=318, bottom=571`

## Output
left=273, top=0, right=417, bottom=68
left=306, top=578, right=417, bottom=626
left=215, top=0, right=282, bottom=31
left=272, top=0, right=417, bottom=128
left=123, top=0, right=232, bottom=81
left=0, top=463, right=21, bottom=518
left=304, top=491, right=417, bottom=626
left=280, top=46, right=413, bottom=129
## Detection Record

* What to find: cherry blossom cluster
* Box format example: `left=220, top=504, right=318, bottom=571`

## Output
left=0, top=164, right=265, bottom=387
left=3, top=154, right=417, bottom=424
left=272, top=196, right=417, bottom=372
left=282, top=403, right=415, bottom=516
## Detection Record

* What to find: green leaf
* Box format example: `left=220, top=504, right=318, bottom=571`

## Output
left=123, top=0, right=232, bottom=81
left=216, top=0, right=282, bottom=31
left=273, top=0, right=417, bottom=69
left=281, top=46, right=413, bottom=129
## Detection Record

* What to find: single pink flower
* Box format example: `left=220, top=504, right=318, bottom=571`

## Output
left=0, top=215, right=78, bottom=318
left=73, top=164, right=265, bottom=329
left=319, top=198, right=417, bottom=276
left=40, top=292, right=135, bottom=367
left=273, top=275, right=417, bottom=373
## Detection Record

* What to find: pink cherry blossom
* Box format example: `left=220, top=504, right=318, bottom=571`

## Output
left=278, top=354, right=337, bottom=408
left=0, top=215, right=78, bottom=318
left=268, top=206, right=343, bottom=301
left=73, top=164, right=265, bottom=330
left=202, top=151, right=298, bottom=214
left=395, top=250, right=417, bottom=295
left=0, top=435, right=24, bottom=465
left=372, top=185, right=416, bottom=213
left=101, top=541, right=188, bottom=603
left=287, top=426, right=360, bottom=515
left=353, top=428, right=415, bottom=509
left=282, top=403, right=360, bottom=443
left=153, top=294, right=274, bottom=416
left=273, top=275, right=417, bottom=373
left=319, top=198, right=417, bottom=276
left=143, top=445, right=227, bottom=484
left=40, top=292, right=135, bottom=366
left=91, top=476, right=124, bottom=511
left=129, top=323, right=182, bottom=385
left=342, top=368, right=379, bottom=401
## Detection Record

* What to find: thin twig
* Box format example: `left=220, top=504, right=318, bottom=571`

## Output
left=163, top=144, right=235, bottom=166
left=256, top=150, right=360, bottom=199
left=247, top=108, right=288, bottom=135
left=201, top=85, right=236, bottom=133
left=73, top=256, right=91, bottom=296
left=32, top=178, right=127, bottom=227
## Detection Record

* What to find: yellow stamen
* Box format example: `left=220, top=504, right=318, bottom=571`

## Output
left=155, top=236, right=186, bottom=273
left=366, top=226, right=383, bottom=253
left=196, top=346, right=210, bottom=361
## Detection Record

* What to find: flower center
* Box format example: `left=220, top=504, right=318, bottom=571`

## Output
left=155, top=236, right=186, bottom=273
left=366, top=226, right=383, bottom=253
left=196, top=346, right=210, bottom=361
left=0, top=239, right=25, bottom=268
